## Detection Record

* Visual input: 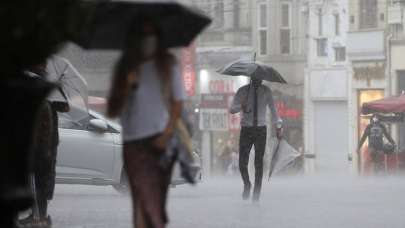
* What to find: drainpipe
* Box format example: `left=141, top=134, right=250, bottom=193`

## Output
left=386, top=33, right=393, bottom=97
left=386, top=30, right=395, bottom=170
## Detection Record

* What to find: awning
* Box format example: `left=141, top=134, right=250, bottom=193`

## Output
left=362, top=94, right=405, bottom=114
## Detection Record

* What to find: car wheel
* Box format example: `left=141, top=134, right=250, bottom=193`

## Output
left=113, top=170, right=130, bottom=194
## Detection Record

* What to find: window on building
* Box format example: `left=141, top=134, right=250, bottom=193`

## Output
left=280, top=3, right=291, bottom=54
left=260, top=30, right=267, bottom=55
left=334, top=47, right=346, bottom=62
left=213, top=0, right=224, bottom=28
left=359, top=0, right=377, bottom=29
left=258, top=3, right=268, bottom=55
left=316, top=38, right=328, bottom=57
left=233, top=0, right=240, bottom=29
left=259, top=4, right=267, bottom=28
left=334, top=14, right=340, bottom=36
left=280, top=30, right=291, bottom=54
left=282, top=4, right=290, bottom=27
left=318, top=8, right=323, bottom=36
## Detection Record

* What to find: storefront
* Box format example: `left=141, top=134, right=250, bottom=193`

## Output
left=357, top=89, right=384, bottom=174
left=351, top=61, right=387, bottom=174
left=273, top=91, right=303, bottom=152
left=198, top=71, right=248, bottom=176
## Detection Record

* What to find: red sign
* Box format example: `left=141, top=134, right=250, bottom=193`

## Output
left=276, top=101, right=301, bottom=119
left=181, top=44, right=196, bottom=96
left=200, top=94, right=228, bottom=109
left=208, top=80, right=235, bottom=94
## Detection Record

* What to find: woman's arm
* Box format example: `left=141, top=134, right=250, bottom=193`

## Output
left=164, top=100, right=182, bottom=135
left=154, top=63, right=185, bottom=149
left=358, top=125, right=369, bottom=150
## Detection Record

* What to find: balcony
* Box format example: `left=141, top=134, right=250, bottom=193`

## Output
left=347, top=30, right=385, bottom=61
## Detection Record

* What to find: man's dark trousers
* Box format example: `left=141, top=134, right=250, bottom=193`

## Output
left=239, top=126, right=267, bottom=199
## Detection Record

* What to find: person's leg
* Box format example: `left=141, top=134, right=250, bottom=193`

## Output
left=239, top=127, right=254, bottom=199
left=124, top=142, right=170, bottom=228
left=252, top=127, right=267, bottom=202
left=35, top=168, right=49, bottom=220
left=160, top=154, right=175, bottom=224
left=374, top=150, right=385, bottom=174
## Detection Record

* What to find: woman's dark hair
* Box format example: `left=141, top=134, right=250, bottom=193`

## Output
left=107, top=18, right=176, bottom=118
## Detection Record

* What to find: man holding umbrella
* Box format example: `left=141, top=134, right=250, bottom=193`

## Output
left=222, top=59, right=285, bottom=202
left=230, top=77, right=280, bottom=202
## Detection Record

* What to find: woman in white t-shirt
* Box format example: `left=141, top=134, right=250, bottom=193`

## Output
left=107, top=20, right=185, bottom=228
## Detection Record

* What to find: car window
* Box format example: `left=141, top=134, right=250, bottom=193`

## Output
left=58, top=112, right=89, bottom=130
left=57, top=104, right=94, bottom=130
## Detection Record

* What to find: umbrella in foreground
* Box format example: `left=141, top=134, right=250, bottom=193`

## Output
left=217, top=60, right=287, bottom=84
left=74, top=0, right=211, bottom=50
left=268, top=138, right=302, bottom=178
left=46, top=56, right=89, bottom=120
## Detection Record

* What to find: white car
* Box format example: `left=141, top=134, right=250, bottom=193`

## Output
left=55, top=109, right=201, bottom=193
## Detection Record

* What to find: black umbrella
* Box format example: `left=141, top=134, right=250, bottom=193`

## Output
left=217, top=60, right=287, bottom=84
left=74, top=0, right=211, bottom=50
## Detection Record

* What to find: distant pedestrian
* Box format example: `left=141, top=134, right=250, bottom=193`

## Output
left=218, top=140, right=234, bottom=175
left=230, top=78, right=279, bottom=202
left=227, top=151, right=239, bottom=176
left=107, top=19, right=185, bottom=228
left=358, top=114, right=396, bottom=172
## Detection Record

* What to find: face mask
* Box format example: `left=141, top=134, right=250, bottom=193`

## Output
left=142, top=35, right=157, bottom=58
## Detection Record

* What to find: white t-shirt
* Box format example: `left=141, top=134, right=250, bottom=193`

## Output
left=120, top=60, right=186, bottom=141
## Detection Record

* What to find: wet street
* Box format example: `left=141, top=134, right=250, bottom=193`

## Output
left=49, top=174, right=405, bottom=228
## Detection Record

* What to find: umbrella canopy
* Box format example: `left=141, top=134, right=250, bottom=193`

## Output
left=268, top=138, right=301, bottom=177
left=362, top=94, right=405, bottom=114
left=217, top=60, right=287, bottom=83
left=46, top=56, right=89, bottom=120
left=74, top=0, right=211, bottom=50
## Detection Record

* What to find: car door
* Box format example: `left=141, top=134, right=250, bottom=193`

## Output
left=56, top=112, right=116, bottom=182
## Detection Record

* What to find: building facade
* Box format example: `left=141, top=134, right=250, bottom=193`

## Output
left=347, top=0, right=389, bottom=173
left=386, top=0, right=405, bottom=169
left=304, top=0, right=350, bottom=173
left=190, top=0, right=255, bottom=176
left=252, top=0, right=308, bottom=155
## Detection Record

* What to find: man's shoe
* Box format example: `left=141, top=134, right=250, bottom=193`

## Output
left=242, top=184, right=251, bottom=200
